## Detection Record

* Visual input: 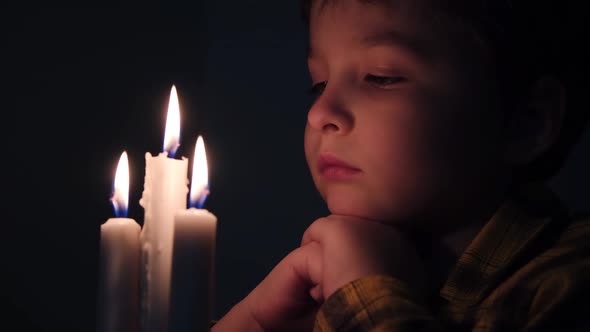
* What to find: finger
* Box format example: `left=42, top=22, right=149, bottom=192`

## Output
left=302, top=241, right=324, bottom=303
left=247, top=243, right=323, bottom=329
left=252, top=243, right=322, bottom=302
left=291, top=242, right=323, bottom=291
left=309, top=284, right=324, bottom=304
left=301, top=217, right=331, bottom=247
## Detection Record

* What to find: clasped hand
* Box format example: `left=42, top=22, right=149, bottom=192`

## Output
left=212, top=215, right=425, bottom=332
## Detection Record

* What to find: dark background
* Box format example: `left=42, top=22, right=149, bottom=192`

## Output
left=2, top=4, right=588, bottom=332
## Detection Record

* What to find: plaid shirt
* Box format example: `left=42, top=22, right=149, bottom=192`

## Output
left=314, top=183, right=590, bottom=332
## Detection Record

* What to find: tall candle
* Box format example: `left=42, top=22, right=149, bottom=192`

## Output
left=169, top=136, right=217, bottom=332
left=97, top=151, right=141, bottom=332
left=139, top=85, right=189, bottom=332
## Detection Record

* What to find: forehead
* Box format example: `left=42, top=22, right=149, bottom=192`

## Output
left=307, top=0, right=487, bottom=66
left=308, top=0, right=437, bottom=59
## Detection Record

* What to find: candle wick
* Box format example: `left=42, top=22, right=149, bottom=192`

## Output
left=190, top=188, right=210, bottom=209
left=164, top=143, right=180, bottom=159
left=110, top=196, right=128, bottom=218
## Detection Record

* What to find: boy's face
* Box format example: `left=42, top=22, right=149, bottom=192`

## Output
left=304, top=0, right=511, bottom=229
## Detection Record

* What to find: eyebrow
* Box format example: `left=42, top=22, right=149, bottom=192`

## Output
left=363, top=31, right=427, bottom=57
left=308, top=30, right=429, bottom=61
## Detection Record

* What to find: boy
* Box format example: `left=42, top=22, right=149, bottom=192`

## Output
left=213, top=0, right=589, bottom=331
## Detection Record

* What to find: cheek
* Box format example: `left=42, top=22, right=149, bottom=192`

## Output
left=426, top=109, right=504, bottom=176
left=320, top=107, right=439, bottom=220
left=374, top=103, right=505, bottom=213
left=390, top=86, right=500, bottom=174
left=362, top=102, right=439, bottom=175
left=304, top=124, right=322, bottom=181
left=303, top=124, right=316, bottom=164
left=355, top=96, right=486, bottom=218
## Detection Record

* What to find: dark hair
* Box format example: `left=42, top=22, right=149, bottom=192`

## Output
left=301, top=0, right=588, bottom=183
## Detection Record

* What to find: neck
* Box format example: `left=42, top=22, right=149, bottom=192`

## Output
left=417, top=180, right=515, bottom=295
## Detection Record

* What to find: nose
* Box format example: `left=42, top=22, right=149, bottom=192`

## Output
left=307, top=87, right=354, bottom=134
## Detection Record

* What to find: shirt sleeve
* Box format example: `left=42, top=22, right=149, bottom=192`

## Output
left=522, top=259, right=590, bottom=332
left=314, top=275, right=443, bottom=332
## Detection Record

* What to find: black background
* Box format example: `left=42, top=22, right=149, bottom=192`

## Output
left=2, top=4, right=589, bottom=332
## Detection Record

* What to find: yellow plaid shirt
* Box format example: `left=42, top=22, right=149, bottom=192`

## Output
left=314, top=183, right=590, bottom=332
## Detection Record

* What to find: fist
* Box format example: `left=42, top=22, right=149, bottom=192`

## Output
left=212, top=243, right=323, bottom=332
left=302, top=214, right=426, bottom=301
left=212, top=215, right=425, bottom=332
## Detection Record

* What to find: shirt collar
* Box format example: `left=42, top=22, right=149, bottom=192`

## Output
left=439, top=182, right=571, bottom=306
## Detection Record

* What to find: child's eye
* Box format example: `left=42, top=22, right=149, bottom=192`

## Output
left=308, top=81, right=327, bottom=99
left=365, top=74, right=406, bottom=87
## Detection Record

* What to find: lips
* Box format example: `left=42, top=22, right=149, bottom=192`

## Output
left=317, top=153, right=361, bottom=180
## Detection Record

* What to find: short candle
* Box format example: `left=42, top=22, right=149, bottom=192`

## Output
left=169, top=136, right=218, bottom=332
left=97, top=151, right=141, bottom=332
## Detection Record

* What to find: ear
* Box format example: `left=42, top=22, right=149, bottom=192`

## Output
left=503, top=76, right=566, bottom=166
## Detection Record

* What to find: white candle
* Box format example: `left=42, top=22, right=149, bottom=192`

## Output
left=97, top=151, right=141, bottom=332
left=169, top=136, right=217, bottom=332
left=139, top=85, right=189, bottom=332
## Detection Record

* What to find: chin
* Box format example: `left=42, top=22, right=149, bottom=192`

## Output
left=324, top=191, right=385, bottom=220
left=326, top=200, right=369, bottom=218
left=322, top=187, right=424, bottom=229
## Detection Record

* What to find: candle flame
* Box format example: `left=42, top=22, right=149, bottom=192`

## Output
left=111, top=151, right=129, bottom=217
left=163, top=85, right=181, bottom=157
left=189, top=135, right=209, bottom=208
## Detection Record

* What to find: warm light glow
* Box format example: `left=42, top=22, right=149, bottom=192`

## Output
left=189, top=136, right=209, bottom=208
left=163, top=85, right=181, bottom=157
left=111, top=151, right=129, bottom=217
